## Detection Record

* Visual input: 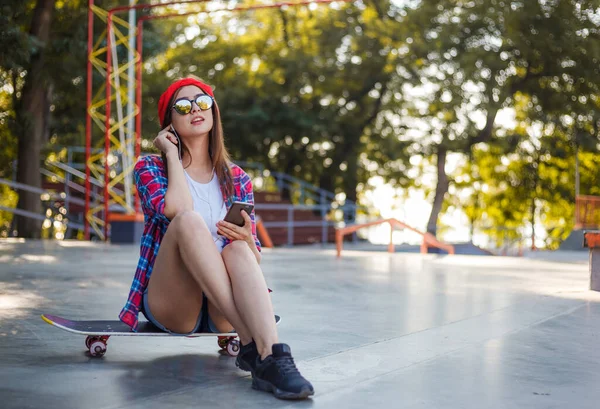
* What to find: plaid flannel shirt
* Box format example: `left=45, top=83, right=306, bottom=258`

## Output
left=119, top=154, right=261, bottom=331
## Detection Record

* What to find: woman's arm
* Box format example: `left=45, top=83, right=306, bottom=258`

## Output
left=245, top=230, right=262, bottom=264
left=153, top=127, right=193, bottom=220
left=162, top=149, right=193, bottom=220
left=216, top=168, right=262, bottom=264
left=242, top=177, right=263, bottom=256
left=216, top=210, right=261, bottom=264
left=134, top=156, right=169, bottom=224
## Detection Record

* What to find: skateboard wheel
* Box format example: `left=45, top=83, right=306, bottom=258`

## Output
left=217, top=336, right=229, bottom=350
left=89, top=340, right=107, bottom=357
left=85, top=336, right=95, bottom=349
left=226, top=339, right=240, bottom=357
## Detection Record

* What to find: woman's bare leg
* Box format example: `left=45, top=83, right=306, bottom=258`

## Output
left=146, top=222, right=203, bottom=333
left=220, top=240, right=278, bottom=359
left=147, top=210, right=252, bottom=343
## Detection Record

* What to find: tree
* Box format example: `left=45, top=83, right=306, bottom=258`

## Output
left=399, top=0, right=600, bottom=237
left=139, top=1, right=408, bottom=209
left=12, top=0, right=56, bottom=239
left=448, top=92, right=600, bottom=250
left=0, top=0, right=166, bottom=237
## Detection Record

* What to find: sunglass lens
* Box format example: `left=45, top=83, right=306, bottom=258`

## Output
left=196, top=95, right=213, bottom=110
left=174, top=99, right=192, bottom=115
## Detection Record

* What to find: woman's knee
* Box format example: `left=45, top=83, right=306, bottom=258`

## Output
left=222, top=240, right=253, bottom=258
left=169, top=210, right=209, bottom=236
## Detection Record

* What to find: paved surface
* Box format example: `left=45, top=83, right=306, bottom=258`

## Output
left=328, top=240, right=496, bottom=256
left=1, top=239, right=599, bottom=408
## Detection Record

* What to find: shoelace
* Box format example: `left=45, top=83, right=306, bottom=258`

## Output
left=275, top=355, right=301, bottom=376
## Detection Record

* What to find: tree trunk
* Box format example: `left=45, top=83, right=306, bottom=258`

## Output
left=319, top=154, right=339, bottom=196
left=469, top=215, right=475, bottom=242
left=281, top=159, right=295, bottom=201
left=530, top=157, right=540, bottom=251
left=342, top=158, right=358, bottom=223
left=14, top=0, right=55, bottom=238
left=530, top=197, right=536, bottom=251
left=318, top=172, right=334, bottom=194
left=426, top=145, right=449, bottom=236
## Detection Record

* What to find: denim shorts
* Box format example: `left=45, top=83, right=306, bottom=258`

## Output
left=141, top=289, right=219, bottom=335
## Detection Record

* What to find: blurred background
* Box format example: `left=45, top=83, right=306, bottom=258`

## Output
left=1, top=0, right=599, bottom=254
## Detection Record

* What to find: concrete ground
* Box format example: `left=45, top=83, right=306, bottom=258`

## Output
left=1, top=239, right=599, bottom=409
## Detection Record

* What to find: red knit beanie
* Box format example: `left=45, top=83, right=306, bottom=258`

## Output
left=157, top=78, right=215, bottom=125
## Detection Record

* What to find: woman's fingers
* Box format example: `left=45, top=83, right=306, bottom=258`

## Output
left=218, top=227, right=242, bottom=240
left=218, top=223, right=239, bottom=235
left=153, top=130, right=179, bottom=154
left=241, top=209, right=251, bottom=222
left=218, top=220, right=241, bottom=232
left=240, top=210, right=254, bottom=237
left=217, top=223, right=246, bottom=240
left=166, top=133, right=178, bottom=144
left=157, top=129, right=178, bottom=143
left=216, top=212, right=253, bottom=242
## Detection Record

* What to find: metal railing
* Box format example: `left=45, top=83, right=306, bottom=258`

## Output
left=255, top=203, right=356, bottom=246
left=0, top=178, right=86, bottom=234
left=335, top=218, right=455, bottom=257
left=236, top=160, right=363, bottom=209
left=45, top=152, right=356, bottom=214
left=45, top=151, right=343, bottom=209
left=7, top=150, right=367, bottom=244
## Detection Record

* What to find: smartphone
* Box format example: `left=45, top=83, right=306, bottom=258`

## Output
left=170, top=125, right=183, bottom=160
left=224, top=201, right=254, bottom=227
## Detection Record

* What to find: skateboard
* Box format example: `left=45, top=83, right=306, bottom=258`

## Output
left=41, top=313, right=281, bottom=358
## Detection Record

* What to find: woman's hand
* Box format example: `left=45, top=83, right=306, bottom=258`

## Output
left=153, top=126, right=179, bottom=155
left=216, top=210, right=254, bottom=245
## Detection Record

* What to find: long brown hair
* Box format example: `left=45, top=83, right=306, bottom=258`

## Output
left=160, top=78, right=234, bottom=201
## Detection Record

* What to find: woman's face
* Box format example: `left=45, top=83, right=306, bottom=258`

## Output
left=170, top=85, right=214, bottom=140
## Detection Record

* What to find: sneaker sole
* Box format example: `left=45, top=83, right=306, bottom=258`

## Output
left=235, top=359, right=253, bottom=373
left=252, top=377, right=314, bottom=400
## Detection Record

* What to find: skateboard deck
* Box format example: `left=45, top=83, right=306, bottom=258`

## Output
left=41, top=313, right=281, bottom=357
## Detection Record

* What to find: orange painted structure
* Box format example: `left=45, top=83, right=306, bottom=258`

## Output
left=335, top=219, right=455, bottom=258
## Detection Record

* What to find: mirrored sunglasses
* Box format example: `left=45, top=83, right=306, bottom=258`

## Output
left=172, top=94, right=214, bottom=115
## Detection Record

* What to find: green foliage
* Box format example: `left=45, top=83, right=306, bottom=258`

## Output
left=396, top=0, right=600, bottom=243
left=0, top=0, right=166, bottom=233
left=139, top=1, right=407, bottom=203
left=0, top=185, right=18, bottom=237
left=0, top=0, right=598, bottom=246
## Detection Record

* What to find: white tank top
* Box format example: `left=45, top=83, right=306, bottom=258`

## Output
left=183, top=169, right=227, bottom=251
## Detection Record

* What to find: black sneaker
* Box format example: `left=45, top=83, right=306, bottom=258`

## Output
left=235, top=340, right=258, bottom=373
left=252, top=343, right=314, bottom=400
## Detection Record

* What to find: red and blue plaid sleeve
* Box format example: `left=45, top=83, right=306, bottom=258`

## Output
left=239, top=170, right=262, bottom=252
left=134, top=155, right=170, bottom=225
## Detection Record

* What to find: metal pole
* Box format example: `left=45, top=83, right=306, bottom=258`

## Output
left=321, top=204, right=327, bottom=244
left=66, top=148, right=72, bottom=216
left=104, top=12, right=113, bottom=240
left=126, top=0, right=136, bottom=208
left=84, top=0, right=94, bottom=240
left=352, top=205, right=357, bottom=242
left=135, top=18, right=144, bottom=213
left=287, top=207, right=293, bottom=246
left=127, top=1, right=136, bottom=139
left=109, top=28, right=132, bottom=210
left=575, top=142, right=580, bottom=226
left=575, top=143, right=580, bottom=197
left=320, top=192, right=327, bottom=244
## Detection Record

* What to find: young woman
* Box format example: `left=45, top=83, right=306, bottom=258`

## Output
left=119, top=77, right=314, bottom=400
